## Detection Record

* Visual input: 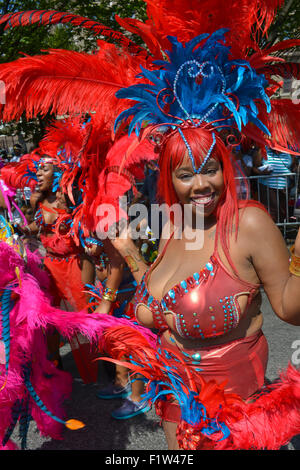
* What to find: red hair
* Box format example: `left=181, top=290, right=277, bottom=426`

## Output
left=156, top=127, right=265, bottom=275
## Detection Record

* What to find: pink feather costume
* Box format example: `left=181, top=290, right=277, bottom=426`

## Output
left=0, top=234, right=157, bottom=450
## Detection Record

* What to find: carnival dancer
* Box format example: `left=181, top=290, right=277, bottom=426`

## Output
left=1, top=119, right=100, bottom=383
left=102, top=9, right=300, bottom=449
left=1, top=0, right=300, bottom=450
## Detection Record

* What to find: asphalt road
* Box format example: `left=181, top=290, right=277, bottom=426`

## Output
left=10, top=291, right=300, bottom=452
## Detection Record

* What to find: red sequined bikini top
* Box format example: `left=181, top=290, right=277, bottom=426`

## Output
left=34, top=203, right=80, bottom=257
left=133, top=234, right=260, bottom=339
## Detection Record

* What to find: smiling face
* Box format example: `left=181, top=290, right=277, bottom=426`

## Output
left=172, top=153, right=224, bottom=220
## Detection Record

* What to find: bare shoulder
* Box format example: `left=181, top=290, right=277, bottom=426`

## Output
left=238, top=205, right=276, bottom=232
left=237, top=205, right=285, bottom=247
left=239, top=206, right=289, bottom=277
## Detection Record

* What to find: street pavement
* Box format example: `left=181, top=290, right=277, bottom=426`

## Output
left=11, top=291, right=300, bottom=451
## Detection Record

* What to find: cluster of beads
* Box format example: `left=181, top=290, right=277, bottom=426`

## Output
left=208, top=305, right=217, bottom=336
left=219, top=295, right=239, bottom=331
left=134, top=260, right=242, bottom=339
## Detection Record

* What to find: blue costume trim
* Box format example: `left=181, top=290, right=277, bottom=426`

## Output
left=114, top=30, right=271, bottom=172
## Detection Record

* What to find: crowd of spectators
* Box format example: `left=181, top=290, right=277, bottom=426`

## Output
left=228, top=136, right=300, bottom=227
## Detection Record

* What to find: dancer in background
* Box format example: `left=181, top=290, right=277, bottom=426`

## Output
left=0, top=119, right=98, bottom=382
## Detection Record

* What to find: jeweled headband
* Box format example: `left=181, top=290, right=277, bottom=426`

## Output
left=37, top=155, right=55, bottom=169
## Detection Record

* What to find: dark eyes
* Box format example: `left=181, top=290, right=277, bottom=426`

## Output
left=203, top=168, right=218, bottom=175
left=177, top=168, right=218, bottom=179
left=178, top=173, right=193, bottom=180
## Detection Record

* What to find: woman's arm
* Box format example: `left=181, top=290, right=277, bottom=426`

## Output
left=94, top=239, right=125, bottom=314
left=240, top=206, right=300, bottom=325
left=281, top=234, right=300, bottom=325
left=19, top=220, right=40, bottom=235
left=110, top=236, right=149, bottom=284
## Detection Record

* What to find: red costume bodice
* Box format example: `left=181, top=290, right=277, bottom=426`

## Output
left=133, top=235, right=260, bottom=339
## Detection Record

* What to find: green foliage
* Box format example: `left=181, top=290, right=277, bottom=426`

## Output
left=0, top=0, right=147, bottom=146
left=263, top=0, right=300, bottom=46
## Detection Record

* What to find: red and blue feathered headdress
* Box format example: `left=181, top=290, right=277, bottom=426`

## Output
left=115, top=30, right=271, bottom=137
left=0, top=1, right=299, bottom=155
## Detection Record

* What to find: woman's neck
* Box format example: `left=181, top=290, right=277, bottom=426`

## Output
left=44, top=192, right=57, bottom=204
left=181, top=209, right=217, bottom=231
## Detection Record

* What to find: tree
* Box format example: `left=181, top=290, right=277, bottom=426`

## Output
left=0, top=0, right=147, bottom=147
left=262, top=0, right=300, bottom=48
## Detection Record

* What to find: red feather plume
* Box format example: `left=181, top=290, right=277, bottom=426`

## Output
left=0, top=40, right=148, bottom=128
left=0, top=10, right=148, bottom=58
left=89, top=134, right=156, bottom=232
left=116, top=0, right=284, bottom=58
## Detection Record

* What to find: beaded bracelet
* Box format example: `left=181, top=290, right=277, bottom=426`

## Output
left=102, top=287, right=117, bottom=302
left=85, top=237, right=104, bottom=247
left=289, top=245, right=300, bottom=277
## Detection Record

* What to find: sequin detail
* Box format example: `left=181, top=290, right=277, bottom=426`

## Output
left=134, top=255, right=257, bottom=339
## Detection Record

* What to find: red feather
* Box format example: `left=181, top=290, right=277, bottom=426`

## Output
left=88, top=134, right=156, bottom=231
left=215, top=364, right=300, bottom=450
left=256, top=99, right=300, bottom=151
left=100, top=324, right=300, bottom=450
left=258, top=62, right=300, bottom=80
left=0, top=40, right=147, bottom=127
left=116, top=0, right=284, bottom=58
left=0, top=10, right=147, bottom=57
left=0, top=151, right=40, bottom=191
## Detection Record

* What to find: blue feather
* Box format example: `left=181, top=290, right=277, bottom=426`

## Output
left=0, top=288, right=14, bottom=375
left=114, top=30, right=271, bottom=136
left=2, top=399, right=22, bottom=447
left=123, top=346, right=231, bottom=444
left=22, top=364, right=66, bottom=426
left=19, top=396, right=32, bottom=450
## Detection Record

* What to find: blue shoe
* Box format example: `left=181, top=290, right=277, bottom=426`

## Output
left=111, top=398, right=151, bottom=420
left=96, top=382, right=131, bottom=399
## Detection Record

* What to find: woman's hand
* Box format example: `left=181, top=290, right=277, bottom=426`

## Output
left=17, top=221, right=38, bottom=236
left=94, top=299, right=113, bottom=314
left=105, top=217, right=133, bottom=254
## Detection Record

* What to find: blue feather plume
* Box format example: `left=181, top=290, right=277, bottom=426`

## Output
left=0, top=287, right=15, bottom=378
left=127, top=348, right=230, bottom=442
left=114, top=30, right=271, bottom=136
left=2, top=399, right=23, bottom=447
left=22, top=164, right=38, bottom=185
left=22, top=363, right=66, bottom=426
